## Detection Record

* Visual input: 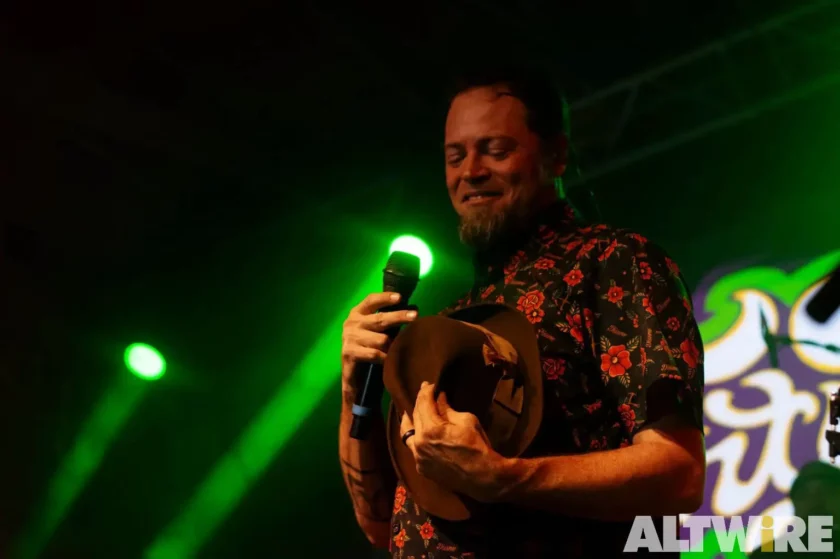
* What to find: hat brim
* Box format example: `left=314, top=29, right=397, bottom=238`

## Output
left=384, top=303, right=543, bottom=521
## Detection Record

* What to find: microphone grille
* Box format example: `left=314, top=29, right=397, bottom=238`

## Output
left=383, top=251, right=421, bottom=297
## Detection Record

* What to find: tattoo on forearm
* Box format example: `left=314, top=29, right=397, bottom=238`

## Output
left=340, top=459, right=380, bottom=475
left=341, top=459, right=394, bottom=522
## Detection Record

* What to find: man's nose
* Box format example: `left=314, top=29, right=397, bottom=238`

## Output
left=462, top=153, right=490, bottom=184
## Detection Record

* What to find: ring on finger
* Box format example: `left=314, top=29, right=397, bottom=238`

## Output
left=401, top=429, right=416, bottom=446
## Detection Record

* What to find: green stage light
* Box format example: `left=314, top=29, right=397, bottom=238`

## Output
left=389, top=235, right=433, bottom=278
left=145, top=238, right=432, bottom=558
left=125, top=343, right=166, bottom=380
left=17, top=344, right=156, bottom=559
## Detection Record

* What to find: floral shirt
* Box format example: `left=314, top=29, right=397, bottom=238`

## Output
left=389, top=201, right=704, bottom=558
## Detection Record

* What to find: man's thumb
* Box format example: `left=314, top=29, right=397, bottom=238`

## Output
left=437, top=392, right=462, bottom=421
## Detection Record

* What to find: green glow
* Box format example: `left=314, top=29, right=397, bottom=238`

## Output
left=697, top=251, right=840, bottom=343
left=390, top=235, right=433, bottom=278
left=16, top=374, right=147, bottom=559
left=125, top=343, right=166, bottom=380
left=144, top=270, right=382, bottom=559
left=677, top=250, right=840, bottom=559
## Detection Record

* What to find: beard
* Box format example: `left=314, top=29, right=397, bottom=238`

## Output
left=457, top=195, right=534, bottom=252
left=458, top=166, right=556, bottom=252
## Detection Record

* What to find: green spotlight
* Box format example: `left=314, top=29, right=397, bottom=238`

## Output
left=125, top=343, right=166, bottom=380
left=389, top=235, right=433, bottom=278
left=144, top=271, right=383, bottom=559
left=16, top=344, right=155, bottom=559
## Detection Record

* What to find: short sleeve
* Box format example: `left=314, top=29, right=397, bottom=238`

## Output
left=590, top=234, right=704, bottom=438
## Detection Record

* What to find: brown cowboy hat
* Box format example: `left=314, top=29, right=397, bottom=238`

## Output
left=383, top=303, right=543, bottom=521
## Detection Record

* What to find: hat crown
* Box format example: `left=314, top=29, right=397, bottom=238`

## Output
left=382, top=303, right=544, bottom=521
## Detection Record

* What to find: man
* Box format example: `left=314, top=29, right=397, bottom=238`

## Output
left=339, top=66, right=706, bottom=557
left=750, top=461, right=840, bottom=558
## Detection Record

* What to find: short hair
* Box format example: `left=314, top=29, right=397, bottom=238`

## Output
left=446, top=65, right=570, bottom=147
left=790, top=461, right=840, bottom=499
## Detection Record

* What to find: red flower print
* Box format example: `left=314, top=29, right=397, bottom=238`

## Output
left=583, top=308, right=594, bottom=328
left=601, top=345, right=632, bottom=377
left=598, top=239, right=619, bottom=261
left=418, top=520, right=435, bottom=541
left=517, top=290, right=545, bottom=313
left=565, top=239, right=583, bottom=253
left=666, top=317, right=680, bottom=331
left=480, top=284, right=495, bottom=300
left=665, top=257, right=680, bottom=274
left=607, top=286, right=624, bottom=304
left=577, top=239, right=597, bottom=259
left=533, top=257, right=555, bottom=270
left=542, top=358, right=566, bottom=380
left=394, top=528, right=407, bottom=549
left=525, top=307, right=545, bottom=324
left=628, top=233, right=648, bottom=244
left=583, top=400, right=602, bottom=413
left=683, top=297, right=692, bottom=312
left=639, top=261, right=652, bottom=280
left=495, top=294, right=505, bottom=304
left=642, top=296, right=655, bottom=315
left=504, top=250, right=527, bottom=276
left=567, top=313, right=584, bottom=343
left=393, top=486, right=406, bottom=514
left=539, top=227, right=557, bottom=246
left=564, top=268, right=584, bottom=286
left=680, top=338, right=700, bottom=368
left=618, top=404, right=636, bottom=430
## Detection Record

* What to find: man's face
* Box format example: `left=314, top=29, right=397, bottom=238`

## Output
left=444, top=85, right=564, bottom=250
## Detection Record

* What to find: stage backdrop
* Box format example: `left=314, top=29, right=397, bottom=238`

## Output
left=682, top=250, right=840, bottom=557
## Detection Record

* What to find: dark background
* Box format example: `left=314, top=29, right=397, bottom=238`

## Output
left=2, top=1, right=839, bottom=557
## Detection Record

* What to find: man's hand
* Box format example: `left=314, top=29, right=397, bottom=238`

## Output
left=340, top=292, right=417, bottom=400
left=400, top=382, right=510, bottom=503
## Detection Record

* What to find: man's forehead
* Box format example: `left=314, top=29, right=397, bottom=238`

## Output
left=445, top=87, right=529, bottom=143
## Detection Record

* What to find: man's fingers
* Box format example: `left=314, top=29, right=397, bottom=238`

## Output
left=343, top=346, right=387, bottom=365
left=361, top=309, right=417, bottom=332
left=354, top=292, right=402, bottom=315
left=437, top=391, right=459, bottom=422
left=413, top=382, right=444, bottom=434
left=401, top=412, right=417, bottom=455
left=346, top=329, right=390, bottom=352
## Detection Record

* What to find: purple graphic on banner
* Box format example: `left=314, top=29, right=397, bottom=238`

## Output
left=676, top=251, right=840, bottom=556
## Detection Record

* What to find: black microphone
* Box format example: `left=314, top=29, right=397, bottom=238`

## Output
left=350, top=251, right=420, bottom=440
left=807, top=265, right=840, bottom=323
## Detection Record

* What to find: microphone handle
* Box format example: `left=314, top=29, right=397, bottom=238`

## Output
left=349, top=305, right=408, bottom=440
left=349, top=362, right=384, bottom=440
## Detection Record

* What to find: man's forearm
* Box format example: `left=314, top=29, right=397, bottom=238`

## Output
left=339, top=390, right=396, bottom=547
left=496, top=439, right=704, bottom=521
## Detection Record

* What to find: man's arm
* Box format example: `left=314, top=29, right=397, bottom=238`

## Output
left=494, top=234, right=706, bottom=520
left=495, top=415, right=704, bottom=520
left=339, top=388, right=396, bottom=548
